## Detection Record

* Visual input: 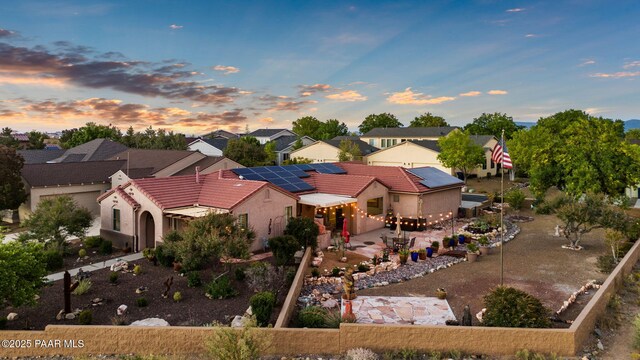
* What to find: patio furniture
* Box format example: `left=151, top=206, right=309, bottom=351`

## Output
left=407, top=237, right=416, bottom=250
left=393, top=237, right=408, bottom=250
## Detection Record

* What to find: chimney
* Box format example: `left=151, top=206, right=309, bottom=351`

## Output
left=195, top=166, right=201, bottom=183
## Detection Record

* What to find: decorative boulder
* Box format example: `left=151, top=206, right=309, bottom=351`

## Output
left=117, top=304, right=128, bottom=316
left=6, top=312, right=18, bottom=321
left=130, top=318, right=170, bottom=327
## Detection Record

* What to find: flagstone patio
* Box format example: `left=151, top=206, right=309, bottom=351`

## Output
left=341, top=296, right=456, bottom=325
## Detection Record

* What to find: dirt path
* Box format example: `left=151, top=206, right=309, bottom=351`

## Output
left=359, top=210, right=609, bottom=326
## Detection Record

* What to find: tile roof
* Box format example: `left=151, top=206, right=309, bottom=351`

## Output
left=171, top=156, right=226, bottom=176
left=336, top=162, right=429, bottom=193
left=17, top=149, right=66, bottom=164
left=128, top=173, right=297, bottom=210
left=22, top=160, right=126, bottom=187
left=301, top=173, right=384, bottom=197
left=322, top=139, right=379, bottom=154
left=115, top=187, right=140, bottom=208
left=362, top=127, right=457, bottom=138
left=50, top=138, right=128, bottom=163
left=109, top=148, right=200, bottom=174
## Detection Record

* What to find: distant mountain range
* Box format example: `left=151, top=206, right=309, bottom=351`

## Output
left=515, top=119, right=640, bottom=131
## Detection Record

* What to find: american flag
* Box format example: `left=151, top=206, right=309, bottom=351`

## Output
left=491, top=138, right=512, bottom=169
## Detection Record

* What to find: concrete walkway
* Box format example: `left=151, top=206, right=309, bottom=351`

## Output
left=3, top=218, right=101, bottom=243
left=46, top=252, right=144, bottom=282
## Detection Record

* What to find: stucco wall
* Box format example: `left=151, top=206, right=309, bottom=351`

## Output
left=354, top=181, right=387, bottom=234
left=30, top=183, right=109, bottom=215
left=388, top=192, right=418, bottom=218
left=361, top=135, right=442, bottom=149
left=290, top=142, right=339, bottom=163
left=366, top=142, right=451, bottom=174
left=230, top=187, right=297, bottom=252
left=422, top=188, right=461, bottom=219
left=110, top=170, right=130, bottom=189
left=188, top=141, right=223, bottom=156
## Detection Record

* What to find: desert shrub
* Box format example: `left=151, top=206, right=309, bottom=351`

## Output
left=382, top=348, right=418, bottom=360
left=515, top=349, right=559, bottom=360
left=534, top=200, right=554, bottom=215
left=234, top=267, right=246, bottom=282
left=44, top=249, right=64, bottom=271
left=332, top=266, right=341, bottom=277
left=597, top=254, right=617, bottom=273
left=111, top=314, right=129, bottom=326
left=109, top=271, right=119, bottom=284
left=245, top=262, right=283, bottom=293
left=483, top=286, right=551, bottom=328
left=505, top=188, right=526, bottom=211
left=84, top=236, right=102, bottom=248
left=285, top=267, right=296, bottom=285
left=155, top=245, right=175, bottom=268
left=78, top=248, right=87, bottom=257
left=136, top=297, right=148, bottom=307
left=268, top=235, right=300, bottom=266
left=346, top=348, right=379, bottom=360
left=311, top=268, right=320, bottom=277
left=297, top=306, right=326, bottom=328
left=358, top=263, right=370, bottom=272
left=634, top=314, right=640, bottom=350
left=78, top=309, right=92, bottom=325
left=205, top=317, right=270, bottom=360
left=284, top=216, right=319, bottom=249
left=99, top=239, right=113, bottom=255
left=250, top=291, right=276, bottom=327
left=173, top=291, right=182, bottom=302
left=72, top=279, right=92, bottom=295
left=133, top=264, right=142, bottom=275
left=206, top=274, right=238, bottom=299
left=187, top=271, right=202, bottom=287
left=599, top=294, right=622, bottom=330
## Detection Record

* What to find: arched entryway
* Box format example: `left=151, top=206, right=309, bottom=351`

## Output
left=140, top=211, right=156, bottom=249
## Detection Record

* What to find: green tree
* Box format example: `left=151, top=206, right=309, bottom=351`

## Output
left=268, top=235, right=300, bottom=266
left=292, top=137, right=304, bottom=150
left=509, top=110, right=640, bottom=198
left=464, top=112, right=523, bottom=140
left=358, top=113, right=403, bottom=135
left=0, top=127, right=19, bottom=148
left=284, top=157, right=313, bottom=165
left=165, top=213, right=254, bottom=270
left=318, top=119, right=349, bottom=140
left=59, top=128, right=78, bottom=148
left=224, top=137, right=268, bottom=167
left=292, top=116, right=322, bottom=139
left=436, top=130, right=485, bottom=183
left=121, top=126, right=136, bottom=147
left=626, top=129, right=640, bottom=141
left=338, top=140, right=362, bottom=161
left=0, top=239, right=47, bottom=307
left=20, top=195, right=94, bottom=253
left=263, top=141, right=277, bottom=165
left=284, top=217, right=319, bottom=249
left=61, top=122, right=122, bottom=148
left=409, top=112, right=449, bottom=127
left=26, top=130, right=49, bottom=150
left=0, top=145, right=27, bottom=210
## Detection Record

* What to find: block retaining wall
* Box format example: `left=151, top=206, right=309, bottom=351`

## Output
left=1, top=239, right=638, bottom=357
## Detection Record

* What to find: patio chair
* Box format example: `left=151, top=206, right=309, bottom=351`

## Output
left=407, top=237, right=416, bottom=250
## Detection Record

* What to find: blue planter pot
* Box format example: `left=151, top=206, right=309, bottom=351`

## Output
left=426, top=247, right=433, bottom=258
left=458, top=235, right=465, bottom=244
left=448, top=238, right=456, bottom=248
left=411, top=252, right=419, bottom=262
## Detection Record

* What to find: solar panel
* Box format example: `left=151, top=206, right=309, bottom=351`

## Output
left=407, top=167, right=463, bottom=188
left=292, top=164, right=313, bottom=171
left=232, top=165, right=318, bottom=193
left=232, top=168, right=255, bottom=176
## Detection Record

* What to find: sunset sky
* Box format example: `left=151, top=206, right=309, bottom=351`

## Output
left=0, top=0, right=639, bottom=135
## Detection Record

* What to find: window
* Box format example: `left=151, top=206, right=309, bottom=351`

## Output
left=482, top=160, right=487, bottom=170
left=285, top=206, right=293, bottom=224
left=283, top=153, right=290, bottom=161
left=381, top=139, right=386, bottom=148
left=368, top=139, right=375, bottom=146
left=490, top=160, right=495, bottom=169
left=392, top=139, right=397, bottom=146
left=112, top=208, right=121, bottom=231
left=393, top=195, right=400, bottom=203
left=367, top=197, right=383, bottom=215
left=238, top=213, right=248, bottom=230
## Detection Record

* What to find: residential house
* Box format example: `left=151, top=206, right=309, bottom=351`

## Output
left=271, top=135, right=315, bottom=165
left=246, top=128, right=296, bottom=144
left=20, top=160, right=127, bottom=219
left=98, top=172, right=298, bottom=251
left=365, top=134, right=499, bottom=178
left=187, top=138, right=230, bottom=156
left=17, top=138, right=127, bottom=164
left=202, top=129, right=240, bottom=139
left=360, top=127, right=457, bottom=149
left=289, top=136, right=378, bottom=163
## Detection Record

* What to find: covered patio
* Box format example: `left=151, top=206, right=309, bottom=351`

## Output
left=299, top=193, right=357, bottom=236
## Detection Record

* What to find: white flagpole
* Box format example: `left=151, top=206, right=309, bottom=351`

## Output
left=500, top=129, right=505, bottom=287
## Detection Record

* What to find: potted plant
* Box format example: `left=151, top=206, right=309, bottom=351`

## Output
left=410, top=249, right=419, bottom=262
left=426, top=247, right=434, bottom=258
left=466, top=242, right=479, bottom=263
left=418, top=248, right=427, bottom=260
left=458, top=234, right=466, bottom=245
left=436, top=288, right=447, bottom=300
left=398, top=249, right=409, bottom=264
left=478, top=235, right=490, bottom=256
left=445, top=236, right=456, bottom=249
left=431, top=240, right=440, bottom=254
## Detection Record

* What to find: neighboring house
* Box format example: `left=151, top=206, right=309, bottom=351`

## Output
left=18, top=149, right=66, bottom=164
left=365, top=134, right=498, bottom=178
left=11, top=133, right=29, bottom=149
left=98, top=172, right=298, bottom=252
left=289, top=136, right=378, bottom=163
left=108, top=148, right=243, bottom=187
left=16, top=138, right=127, bottom=164
left=246, top=128, right=296, bottom=144
left=271, top=135, right=315, bottom=165
left=360, top=127, right=457, bottom=149
left=202, top=129, right=239, bottom=139
left=20, top=160, right=127, bottom=219
left=187, top=138, right=229, bottom=156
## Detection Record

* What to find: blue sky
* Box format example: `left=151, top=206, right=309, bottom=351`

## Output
left=0, top=0, right=638, bottom=135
